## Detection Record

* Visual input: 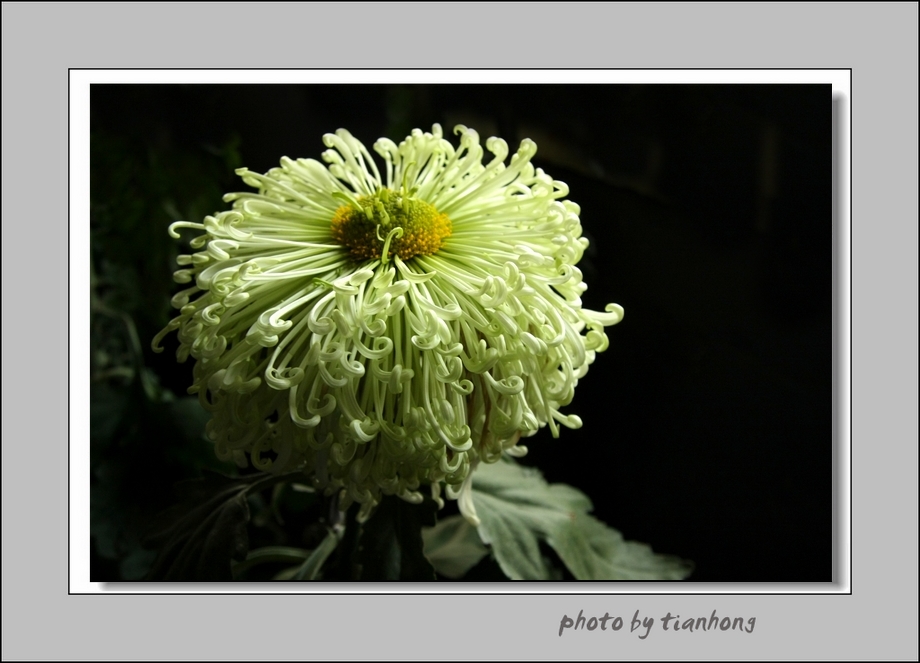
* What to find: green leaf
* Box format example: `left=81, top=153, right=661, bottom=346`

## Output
left=356, top=496, right=438, bottom=581
left=143, top=471, right=293, bottom=581
left=422, top=515, right=489, bottom=579
left=90, top=383, right=131, bottom=444
left=472, top=459, right=693, bottom=581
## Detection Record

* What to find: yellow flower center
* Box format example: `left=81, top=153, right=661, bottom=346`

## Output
left=331, top=189, right=451, bottom=261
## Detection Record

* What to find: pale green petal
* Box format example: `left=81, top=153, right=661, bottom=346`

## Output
left=154, top=125, right=624, bottom=521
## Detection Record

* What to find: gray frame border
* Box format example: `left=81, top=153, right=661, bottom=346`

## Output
left=3, top=3, right=917, bottom=661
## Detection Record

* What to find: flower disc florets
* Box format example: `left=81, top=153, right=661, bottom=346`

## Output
left=331, top=189, right=451, bottom=261
left=153, top=124, right=624, bottom=523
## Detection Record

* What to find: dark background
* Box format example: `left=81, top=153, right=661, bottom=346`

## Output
left=90, top=83, right=833, bottom=583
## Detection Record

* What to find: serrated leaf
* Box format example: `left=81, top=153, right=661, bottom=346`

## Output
left=472, top=459, right=693, bottom=581
left=143, top=472, right=283, bottom=581
left=472, top=488, right=553, bottom=580
left=422, top=515, right=489, bottom=579
left=549, top=513, right=693, bottom=581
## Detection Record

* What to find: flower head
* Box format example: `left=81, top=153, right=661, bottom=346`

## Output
left=153, top=125, right=623, bottom=523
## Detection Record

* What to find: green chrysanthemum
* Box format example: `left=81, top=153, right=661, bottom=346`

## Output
left=153, top=124, right=623, bottom=523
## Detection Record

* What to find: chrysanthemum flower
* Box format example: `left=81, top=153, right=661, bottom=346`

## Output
left=153, top=124, right=623, bottom=523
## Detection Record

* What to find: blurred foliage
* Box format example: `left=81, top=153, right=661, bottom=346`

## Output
left=144, top=471, right=303, bottom=581
left=90, top=130, right=242, bottom=338
left=89, top=128, right=243, bottom=580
